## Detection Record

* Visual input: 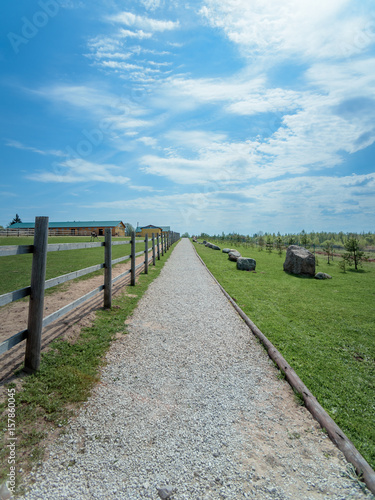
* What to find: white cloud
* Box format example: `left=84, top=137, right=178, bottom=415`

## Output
left=5, top=139, right=66, bottom=157
left=137, top=136, right=158, bottom=146
left=36, top=84, right=152, bottom=136
left=200, top=0, right=374, bottom=60
left=160, top=75, right=265, bottom=105
left=119, top=29, right=153, bottom=39
left=108, top=12, right=180, bottom=32
left=28, top=159, right=131, bottom=184
left=165, top=130, right=227, bottom=150
left=37, top=84, right=116, bottom=110
left=83, top=172, right=375, bottom=233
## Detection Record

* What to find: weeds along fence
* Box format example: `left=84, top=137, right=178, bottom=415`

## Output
left=0, top=217, right=180, bottom=373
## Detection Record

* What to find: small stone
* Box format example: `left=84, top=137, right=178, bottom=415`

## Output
left=0, top=482, right=12, bottom=500
left=314, top=272, right=332, bottom=280
left=157, top=486, right=174, bottom=499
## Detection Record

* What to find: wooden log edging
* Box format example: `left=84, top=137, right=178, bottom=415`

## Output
left=193, top=244, right=375, bottom=495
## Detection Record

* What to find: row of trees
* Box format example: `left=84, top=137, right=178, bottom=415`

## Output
left=197, top=230, right=372, bottom=271
left=200, top=230, right=375, bottom=250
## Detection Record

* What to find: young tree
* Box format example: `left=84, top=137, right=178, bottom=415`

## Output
left=342, top=238, right=367, bottom=271
left=288, top=235, right=297, bottom=245
left=300, top=229, right=310, bottom=248
left=275, top=234, right=283, bottom=256
left=9, top=214, right=22, bottom=226
left=258, top=235, right=265, bottom=251
left=266, top=235, right=273, bottom=253
left=322, top=241, right=333, bottom=264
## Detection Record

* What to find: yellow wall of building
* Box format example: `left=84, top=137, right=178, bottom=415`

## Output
left=140, top=227, right=162, bottom=237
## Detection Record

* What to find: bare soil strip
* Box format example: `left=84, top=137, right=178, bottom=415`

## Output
left=0, top=255, right=146, bottom=382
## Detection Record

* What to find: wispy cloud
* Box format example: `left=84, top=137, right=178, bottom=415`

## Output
left=5, top=139, right=65, bottom=157
left=28, top=159, right=131, bottom=184
left=119, top=29, right=153, bottom=40
left=108, top=12, right=180, bottom=32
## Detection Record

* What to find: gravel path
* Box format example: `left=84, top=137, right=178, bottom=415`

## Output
left=19, top=239, right=369, bottom=499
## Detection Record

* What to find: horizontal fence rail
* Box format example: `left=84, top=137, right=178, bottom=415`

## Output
left=0, top=228, right=133, bottom=237
left=0, top=217, right=180, bottom=372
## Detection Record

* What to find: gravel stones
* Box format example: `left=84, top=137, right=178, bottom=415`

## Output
left=18, top=239, right=369, bottom=500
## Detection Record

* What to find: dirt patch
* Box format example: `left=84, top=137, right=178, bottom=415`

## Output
left=0, top=255, right=147, bottom=382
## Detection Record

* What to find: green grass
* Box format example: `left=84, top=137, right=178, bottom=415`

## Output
left=195, top=240, right=375, bottom=470
left=0, top=236, right=145, bottom=296
left=0, top=242, right=176, bottom=488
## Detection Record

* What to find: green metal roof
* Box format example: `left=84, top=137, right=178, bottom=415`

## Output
left=10, top=221, right=125, bottom=229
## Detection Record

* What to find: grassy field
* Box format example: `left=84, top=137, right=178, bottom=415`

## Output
left=0, top=240, right=175, bottom=490
left=194, top=240, right=375, bottom=470
left=0, top=236, right=146, bottom=296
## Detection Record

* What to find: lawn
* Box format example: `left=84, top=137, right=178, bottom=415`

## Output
left=0, top=236, right=146, bottom=296
left=194, top=240, right=375, bottom=470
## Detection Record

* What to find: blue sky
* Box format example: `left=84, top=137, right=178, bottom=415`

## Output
left=1, top=0, right=374, bottom=235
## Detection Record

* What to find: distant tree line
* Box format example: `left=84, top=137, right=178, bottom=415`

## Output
left=197, top=230, right=375, bottom=250
left=194, top=229, right=372, bottom=271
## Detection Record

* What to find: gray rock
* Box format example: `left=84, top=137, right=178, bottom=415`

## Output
left=205, top=242, right=221, bottom=250
left=314, top=272, right=332, bottom=280
left=237, top=258, right=256, bottom=271
left=157, top=486, right=174, bottom=499
left=283, top=245, right=315, bottom=277
left=228, top=250, right=241, bottom=261
left=222, top=248, right=233, bottom=254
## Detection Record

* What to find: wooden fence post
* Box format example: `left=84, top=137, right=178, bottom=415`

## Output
left=131, top=231, right=136, bottom=286
left=161, top=233, right=164, bottom=257
left=157, top=234, right=160, bottom=260
left=24, top=216, right=49, bottom=373
left=104, top=228, right=112, bottom=308
left=152, top=233, right=156, bottom=266
left=144, top=233, right=149, bottom=274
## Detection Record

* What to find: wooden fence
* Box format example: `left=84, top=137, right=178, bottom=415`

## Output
left=0, top=217, right=180, bottom=373
left=0, top=228, right=129, bottom=237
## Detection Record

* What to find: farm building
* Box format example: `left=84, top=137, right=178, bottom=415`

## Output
left=9, top=221, right=127, bottom=237
left=136, top=225, right=171, bottom=238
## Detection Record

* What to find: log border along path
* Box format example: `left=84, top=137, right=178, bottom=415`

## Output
left=18, top=238, right=370, bottom=499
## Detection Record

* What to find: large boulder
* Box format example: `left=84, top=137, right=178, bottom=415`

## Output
left=228, top=250, right=241, bottom=261
left=283, top=245, right=315, bottom=277
left=237, top=257, right=256, bottom=271
left=222, top=248, right=233, bottom=254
